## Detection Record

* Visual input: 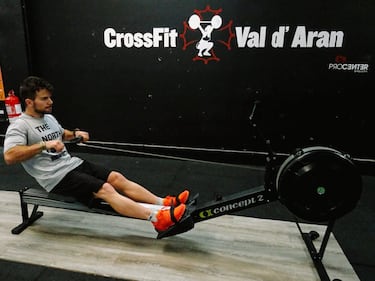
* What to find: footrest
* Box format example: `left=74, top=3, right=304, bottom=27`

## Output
left=156, top=193, right=199, bottom=239
left=186, top=193, right=199, bottom=206
left=156, top=206, right=195, bottom=239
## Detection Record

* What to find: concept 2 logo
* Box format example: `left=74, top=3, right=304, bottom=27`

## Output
left=180, top=5, right=235, bottom=64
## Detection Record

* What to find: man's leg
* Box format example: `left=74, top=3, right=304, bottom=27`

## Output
left=106, top=171, right=190, bottom=206
left=94, top=182, right=187, bottom=232
left=106, top=171, right=161, bottom=205
left=94, top=182, right=152, bottom=219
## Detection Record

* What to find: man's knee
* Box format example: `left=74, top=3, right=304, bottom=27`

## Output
left=108, top=171, right=128, bottom=184
left=95, top=183, right=116, bottom=199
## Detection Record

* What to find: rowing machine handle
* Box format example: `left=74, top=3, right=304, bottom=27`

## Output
left=64, top=136, right=84, bottom=144
left=49, top=136, right=84, bottom=153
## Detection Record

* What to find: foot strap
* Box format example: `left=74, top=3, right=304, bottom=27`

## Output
left=169, top=206, right=178, bottom=223
left=175, top=191, right=190, bottom=205
left=175, top=196, right=181, bottom=206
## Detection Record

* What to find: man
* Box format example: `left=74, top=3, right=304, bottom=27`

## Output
left=3, top=76, right=188, bottom=233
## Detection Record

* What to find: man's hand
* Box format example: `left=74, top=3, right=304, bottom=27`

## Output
left=74, top=130, right=89, bottom=142
left=63, top=129, right=89, bottom=142
left=45, top=139, right=65, bottom=153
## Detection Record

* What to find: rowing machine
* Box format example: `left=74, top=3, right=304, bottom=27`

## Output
left=157, top=145, right=362, bottom=239
left=155, top=102, right=362, bottom=281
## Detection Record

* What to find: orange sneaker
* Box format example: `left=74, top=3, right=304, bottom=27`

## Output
left=163, top=190, right=190, bottom=206
left=152, top=204, right=186, bottom=232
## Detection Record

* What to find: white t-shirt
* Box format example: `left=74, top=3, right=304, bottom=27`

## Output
left=3, top=113, right=83, bottom=191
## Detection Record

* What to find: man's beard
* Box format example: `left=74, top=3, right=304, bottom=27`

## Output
left=34, top=106, right=52, bottom=115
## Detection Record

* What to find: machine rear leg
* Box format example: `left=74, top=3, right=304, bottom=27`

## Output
left=11, top=189, right=44, bottom=234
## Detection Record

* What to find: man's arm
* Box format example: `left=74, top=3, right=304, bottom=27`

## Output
left=4, top=142, right=45, bottom=165
left=62, top=129, right=89, bottom=142
left=3, top=140, right=65, bottom=165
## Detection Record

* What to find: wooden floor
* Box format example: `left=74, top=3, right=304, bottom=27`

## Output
left=0, top=191, right=359, bottom=281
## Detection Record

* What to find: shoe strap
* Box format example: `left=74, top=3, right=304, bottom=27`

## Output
left=175, top=195, right=181, bottom=206
left=169, top=206, right=178, bottom=223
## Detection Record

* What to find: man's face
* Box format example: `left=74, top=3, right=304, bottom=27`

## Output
left=31, top=89, right=53, bottom=115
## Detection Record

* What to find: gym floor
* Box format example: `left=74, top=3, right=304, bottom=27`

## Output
left=0, top=148, right=374, bottom=281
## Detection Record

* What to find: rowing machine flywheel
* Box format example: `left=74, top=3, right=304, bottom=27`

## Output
left=276, top=146, right=362, bottom=222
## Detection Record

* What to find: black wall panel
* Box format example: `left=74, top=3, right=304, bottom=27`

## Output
left=0, top=0, right=29, bottom=133
left=0, top=0, right=29, bottom=90
left=23, top=0, right=374, bottom=158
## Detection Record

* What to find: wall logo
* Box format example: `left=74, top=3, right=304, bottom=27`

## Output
left=103, top=5, right=348, bottom=65
left=180, top=5, right=235, bottom=64
left=328, top=55, right=369, bottom=73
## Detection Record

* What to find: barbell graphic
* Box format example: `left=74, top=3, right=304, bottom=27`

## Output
left=188, top=14, right=222, bottom=30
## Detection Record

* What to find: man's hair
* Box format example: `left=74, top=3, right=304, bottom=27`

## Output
left=19, top=76, right=54, bottom=102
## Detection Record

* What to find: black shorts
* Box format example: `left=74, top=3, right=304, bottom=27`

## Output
left=51, top=160, right=112, bottom=206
